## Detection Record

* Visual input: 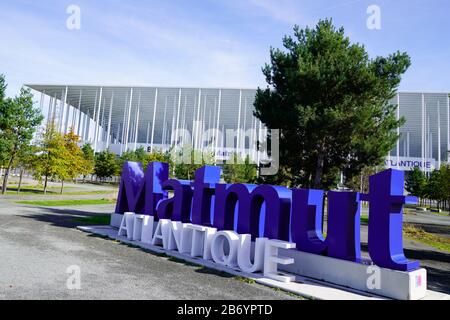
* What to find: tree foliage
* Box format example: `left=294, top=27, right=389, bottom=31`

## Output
left=32, top=124, right=68, bottom=194
left=0, top=79, right=43, bottom=194
left=94, top=149, right=118, bottom=181
left=254, top=19, right=410, bottom=189
left=222, top=153, right=258, bottom=184
left=80, top=143, right=95, bottom=180
left=405, top=167, right=427, bottom=198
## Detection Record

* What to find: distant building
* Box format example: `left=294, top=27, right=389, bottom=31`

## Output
left=26, top=85, right=449, bottom=171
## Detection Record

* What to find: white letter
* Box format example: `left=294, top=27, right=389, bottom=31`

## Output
left=367, top=5, right=381, bottom=30
left=132, top=215, right=155, bottom=243
left=140, top=215, right=155, bottom=244
left=152, top=219, right=170, bottom=247
left=237, top=235, right=267, bottom=273
left=66, top=5, right=81, bottom=30
left=263, top=239, right=296, bottom=283
left=211, top=231, right=240, bottom=267
left=185, top=224, right=217, bottom=259
left=165, top=221, right=186, bottom=251
left=118, top=212, right=135, bottom=240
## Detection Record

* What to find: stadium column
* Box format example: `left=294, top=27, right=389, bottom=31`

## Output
left=39, top=90, right=45, bottom=113
left=47, top=96, right=53, bottom=127
left=237, top=89, right=242, bottom=154
left=91, top=90, right=98, bottom=143
left=125, top=88, right=133, bottom=152
left=52, top=94, right=58, bottom=127
left=175, top=88, right=182, bottom=147
left=106, top=91, right=114, bottom=149
left=215, top=89, right=222, bottom=152
left=94, top=87, right=103, bottom=152
left=447, top=94, right=450, bottom=162
left=76, top=90, right=83, bottom=137
left=120, top=92, right=128, bottom=153
left=58, top=88, right=65, bottom=132
left=194, top=89, right=202, bottom=150
left=438, top=101, right=441, bottom=169
left=134, top=90, right=141, bottom=152
left=421, top=93, right=425, bottom=170
left=150, top=88, right=158, bottom=152
left=63, top=86, right=69, bottom=134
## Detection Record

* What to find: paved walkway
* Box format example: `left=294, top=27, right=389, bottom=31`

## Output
left=0, top=199, right=298, bottom=300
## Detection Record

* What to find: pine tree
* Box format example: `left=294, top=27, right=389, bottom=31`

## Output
left=254, top=19, right=410, bottom=189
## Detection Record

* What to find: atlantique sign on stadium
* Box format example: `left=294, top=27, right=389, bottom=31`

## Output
left=107, top=161, right=428, bottom=300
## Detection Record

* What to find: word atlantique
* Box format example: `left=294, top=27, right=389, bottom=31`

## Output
left=115, top=162, right=419, bottom=282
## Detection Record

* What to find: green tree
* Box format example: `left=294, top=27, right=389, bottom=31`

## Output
left=405, top=167, right=427, bottom=198
left=32, top=124, right=68, bottom=194
left=439, top=164, right=450, bottom=211
left=223, top=153, right=258, bottom=184
left=0, top=83, right=43, bottom=194
left=134, top=147, right=147, bottom=164
left=346, top=165, right=383, bottom=193
left=59, top=129, right=86, bottom=193
left=116, top=149, right=138, bottom=175
left=426, top=167, right=450, bottom=210
left=254, top=19, right=409, bottom=189
left=144, top=149, right=174, bottom=174
left=172, top=145, right=214, bottom=180
left=80, top=143, right=95, bottom=182
left=95, top=149, right=118, bottom=181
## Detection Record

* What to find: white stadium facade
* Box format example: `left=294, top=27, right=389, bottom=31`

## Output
left=26, top=85, right=450, bottom=172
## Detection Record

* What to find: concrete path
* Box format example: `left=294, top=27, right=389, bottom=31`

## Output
left=0, top=200, right=298, bottom=300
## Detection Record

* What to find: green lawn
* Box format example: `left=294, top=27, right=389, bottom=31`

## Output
left=361, top=214, right=369, bottom=224
left=6, top=187, right=116, bottom=196
left=404, top=224, right=450, bottom=252
left=16, top=199, right=115, bottom=207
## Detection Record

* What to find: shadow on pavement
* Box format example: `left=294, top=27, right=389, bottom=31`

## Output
left=18, top=206, right=110, bottom=229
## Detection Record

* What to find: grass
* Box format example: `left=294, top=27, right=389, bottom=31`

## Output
left=6, top=187, right=116, bottom=196
left=360, top=214, right=369, bottom=224
left=73, top=214, right=111, bottom=225
left=15, top=198, right=115, bottom=207
left=361, top=215, right=449, bottom=252
left=428, top=210, right=450, bottom=217
left=403, top=224, right=450, bottom=252
left=234, top=276, right=256, bottom=284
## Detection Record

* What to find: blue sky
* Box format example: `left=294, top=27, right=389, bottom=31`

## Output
left=0, top=0, right=449, bottom=97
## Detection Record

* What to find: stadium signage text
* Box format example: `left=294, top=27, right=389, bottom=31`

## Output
left=115, top=162, right=420, bottom=282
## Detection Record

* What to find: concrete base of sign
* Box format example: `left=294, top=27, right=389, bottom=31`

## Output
left=81, top=214, right=450, bottom=300
left=279, top=249, right=427, bottom=300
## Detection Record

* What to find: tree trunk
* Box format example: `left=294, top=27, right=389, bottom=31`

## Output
left=1, top=166, right=10, bottom=195
left=313, top=151, right=325, bottom=189
left=2, top=151, right=15, bottom=194
left=60, top=180, right=64, bottom=195
left=44, top=175, right=48, bottom=195
left=17, top=168, right=24, bottom=194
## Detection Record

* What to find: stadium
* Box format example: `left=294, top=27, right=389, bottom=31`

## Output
left=26, top=85, right=450, bottom=172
